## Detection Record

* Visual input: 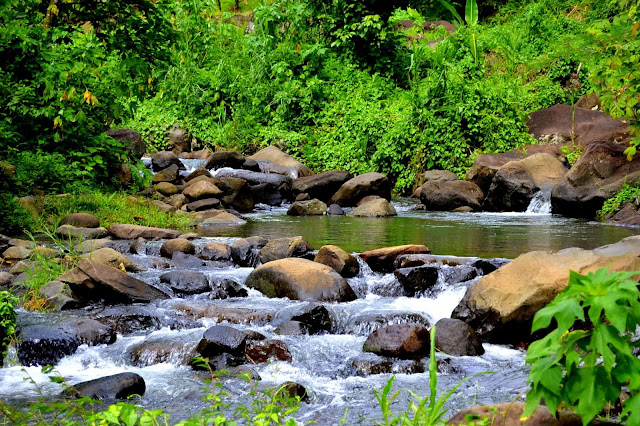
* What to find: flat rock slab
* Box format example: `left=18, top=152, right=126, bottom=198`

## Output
left=360, top=245, right=431, bottom=273
left=108, top=224, right=181, bottom=240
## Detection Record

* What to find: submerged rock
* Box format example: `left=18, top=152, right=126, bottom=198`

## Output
left=245, top=340, right=292, bottom=363
left=160, top=270, right=210, bottom=295
left=245, top=258, right=357, bottom=302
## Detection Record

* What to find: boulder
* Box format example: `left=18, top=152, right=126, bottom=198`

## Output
left=394, top=266, right=439, bottom=296
left=466, top=145, right=567, bottom=194
left=69, top=373, right=145, bottom=401
left=2, top=246, right=32, bottom=261
left=60, top=213, right=100, bottom=228
left=248, top=146, right=313, bottom=178
left=55, top=225, right=108, bottom=240
left=198, top=242, right=232, bottom=261
left=198, top=211, right=246, bottom=226
left=356, top=195, right=383, bottom=206
left=610, top=203, right=640, bottom=225
left=452, top=236, right=640, bottom=343
left=58, top=318, right=117, bottom=346
left=105, top=129, right=146, bottom=159
left=484, top=153, right=569, bottom=212
left=180, top=149, right=213, bottom=160
left=245, top=340, right=292, bottom=363
left=0, top=271, right=14, bottom=287
left=552, top=141, right=640, bottom=218
left=528, top=104, right=631, bottom=148
left=349, top=198, right=397, bottom=217
left=196, top=325, right=250, bottom=358
left=151, top=151, right=182, bottom=172
left=154, top=182, right=179, bottom=196
left=245, top=258, right=357, bottom=302
left=183, top=180, right=223, bottom=201
left=210, top=278, right=248, bottom=299
left=60, top=259, right=170, bottom=304
left=79, top=247, right=137, bottom=271
left=314, top=245, right=359, bottom=278
left=152, top=164, right=180, bottom=183
left=150, top=200, right=177, bottom=213
left=160, top=270, right=210, bottom=295
left=290, top=304, right=333, bottom=335
left=423, top=170, right=458, bottom=182
left=433, top=318, right=484, bottom=356
left=258, top=236, right=314, bottom=264
left=327, top=204, right=345, bottom=216
left=129, top=334, right=198, bottom=367
left=275, top=321, right=307, bottom=335
left=420, top=180, right=484, bottom=211
left=292, top=171, right=352, bottom=202
left=447, top=402, right=583, bottom=425
left=363, top=324, right=430, bottom=359
left=160, top=239, right=196, bottom=258
left=108, top=224, right=181, bottom=240
left=231, top=236, right=269, bottom=266
left=167, top=126, right=191, bottom=154
left=185, top=198, right=221, bottom=212
left=214, top=169, right=292, bottom=206
left=185, top=167, right=212, bottom=182
left=287, top=199, right=327, bottom=216
left=203, top=151, right=246, bottom=170
left=18, top=326, right=79, bottom=366
left=214, top=177, right=255, bottom=212
left=360, top=245, right=431, bottom=273
left=351, top=353, right=393, bottom=376
left=330, top=172, right=391, bottom=207
left=39, top=281, right=80, bottom=311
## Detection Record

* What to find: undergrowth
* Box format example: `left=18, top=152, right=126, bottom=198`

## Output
left=597, top=183, right=640, bottom=220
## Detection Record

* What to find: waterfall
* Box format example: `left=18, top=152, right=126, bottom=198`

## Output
left=525, top=187, right=552, bottom=214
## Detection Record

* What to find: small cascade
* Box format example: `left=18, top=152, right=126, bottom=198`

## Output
left=525, top=187, right=553, bottom=214
left=179, top=158, right=207, bottom=174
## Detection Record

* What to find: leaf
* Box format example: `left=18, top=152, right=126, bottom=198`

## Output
left=436, top=0, right=463, bottom=26
left=465, top=0, right=478, bottom=26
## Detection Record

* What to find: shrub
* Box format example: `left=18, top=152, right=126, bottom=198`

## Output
left=0, top=291, right=18, bottom=363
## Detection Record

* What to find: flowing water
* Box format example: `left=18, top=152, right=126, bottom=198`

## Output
left=3, top=160, right=640, bottom=423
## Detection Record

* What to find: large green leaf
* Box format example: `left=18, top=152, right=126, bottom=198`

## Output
left=465, top=0, right=478, bottom=25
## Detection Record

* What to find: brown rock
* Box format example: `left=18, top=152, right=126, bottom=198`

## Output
left=245, top=258, right=357, bottom=302
left=79, top=248, right=136, bottom=271
left=60, top=213, right=100, bottom=228
left=160, top=239, right=196, bottom=258
left=199, top=242, right=232, bottom=261
left=248, top=146, right=313, bottom=178
left=2, top=246, right=32, bottom=260
left=204, top=151, right=246, bottom=170
left=166, top=194, right=188, bottom=209
left=245, top=340, right=292, bottom=363
left=363, top=324, right=430, bottom=359
left=287, top=199, right=327, bottom=216
left=183, top=180, right=223, bottom=201
left=292, top=171, right=352, bottom=202
left=167, top=126, right=191, bottom=155
left=197, top=212, right=246, bottom=226
left=150, top=200, right=177, bottom=213
left=105, top=129, right=146, bottom=159
left=330, top=172, right=391, bottom=207
left=151, top=151, right=181, bottom=172
left=154, top=182, right=178, bottom=196
left=180, top=149, right=213, bottom=160
left=434, top=318, right=484, bottom=356
left=420, top=180, right=484, bottom=211
left=314, top=245, right=359, bottom=278
left=258, top=236, right=314, bottom=264
left=55, top=225, right=108, bottom=240
left=360, top=245, right=431, bottom=273
left=349, top=198, right=397, bottom=217
left=152, top=164, right=179, bottom=183
left=108, top=224, right=181, bottom=240
left=424, top=170, right=458, bottom=182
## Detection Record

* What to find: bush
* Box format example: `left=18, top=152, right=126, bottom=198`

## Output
left=0, top=291, right=18, bottom=363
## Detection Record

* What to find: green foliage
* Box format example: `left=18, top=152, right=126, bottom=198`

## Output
left=597, top=182, right=640, bottom=219
left=560, top=144, right=583, bottom=167
left=0, top=291, right=18, bottom=361
left=524, top=268, right=640, bottom=424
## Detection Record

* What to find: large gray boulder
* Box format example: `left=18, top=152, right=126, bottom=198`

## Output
left=329, top=172, right=391, bottom=207
left=245, top=258, right=357, bottom=302
left=213, top=169, right=292, bottom=206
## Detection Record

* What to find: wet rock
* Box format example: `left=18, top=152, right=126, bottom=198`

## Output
left=214, top=169, right=292, bottom=206
left=183, top=180, right=223, bottom=201
left=108, top=224, right=181, bottom=240
left=246, top=258, right=357, bottom=302
left=171, top=252, right=207, bottom=268
left=160, top=238, right=196, bottom=258
left=447, top=402, right=583, bottom=425
left=18, top=326, right=79, bottom=366
left=79, top=248, right=138, bottom=272
left=484, top=153, right=568, bottom=212
left=258, top=236, right=314, bottom=264
left=291, top=304, right=333, bottom=334
left=452, top=236, right=640, bottom=343
left=248, top=146, right=313, bottom=178
left=204, top=151, right=246, bottom=170
left=94, top=305, right=188, bottom=334
left=393, top=359, right=425, bottom=374
left=152, top=164, right=180, bottom=183
left=292, top=171, right=352, bottom=202
left=434, top=318, right=484, bottom=356
left=465, top=145, right=567, bottom=194
left=154, top=182, right=179, bottom=196
left=287, top=199, right=327, bottom=216
left=185, top=167, right=212, bottom=182
left=129, top=333, right=198, bottom=367
left=60, top=213, right=100, bottom=228
left=58, top=318, right=116, bottom=346
left=231, top=236, right=270, bottom=266
left=363, top=324, right=430, bottom=359
left=151, top=151, right=182, bottom=172
left=278, top=382, right=310, bottom=403
left=61, top=259, right=171, bottom=304
left=349, top=198, right=397, bottom=217
left=420, top=180, right=484, bottom=211
left=69, top=373, right=145, bottom=401
left=198, top=211, right=246, bottom=226
left=216, top=177, right=255, bottom=212
left=181, top=149, right=213, bottom=160
left=360, top=245, right=431, bottom=273
left=327, top=204, right=345, bottom=216
left=552, top=141, right=640, bottom=218
left=160, top=270, right=210, bottom=295
left=396, top=254, right=475, bottom=269
left=440, top=265, right=478, bottom=284
left=470, top=258, right=510, bottom=275
left=198, top=242, right=232, bottom=261
left=351, top=353, right=393, bottom=376
left=245, top=340, right=292, bottom=363
left=196, top=325, right=250, bottom=358
left=394, top=266, right=439, bottom=296
left=314, top=245, right=359, bottom=278
left=330, top=172, right=391, bottom=207
left=105, top=129, right=146, bottom=159
left=275, top=321, right=307, bottom=335
left=210, top=278, right=248, bottom=299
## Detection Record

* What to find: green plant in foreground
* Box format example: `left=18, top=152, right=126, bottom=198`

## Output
left=523, top=268, right=640, bottom=424
left=373, top=326, right=487, bottom=425
left=0, top=291, right=18, bottom=363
